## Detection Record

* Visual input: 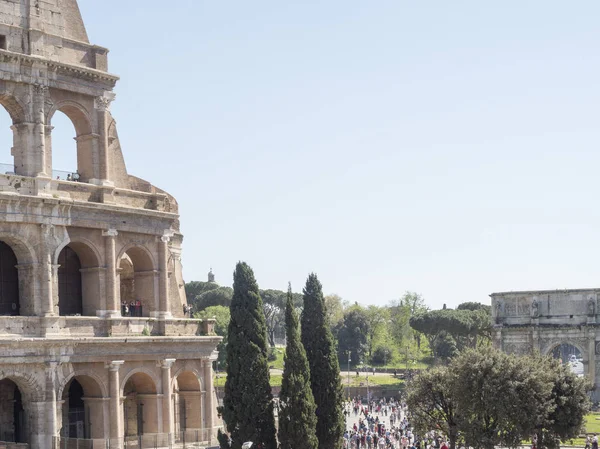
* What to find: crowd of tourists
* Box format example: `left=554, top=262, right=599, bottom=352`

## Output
left=343, top=396, right=450, bottom=449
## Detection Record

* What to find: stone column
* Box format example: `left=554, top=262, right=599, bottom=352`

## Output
left=33, top=84, right=49, bottom=178
left=158, top=231, right=173, bottom=318
left=40, top=224, right=55, bottom=316
left=94, top=95, right=114, bottom=185
left=44, top=362, right=58, bottom=449
left=160, top=359, right=176, bottom=437
left=103, top=229, right=120, bottom=317
left=107, top=361, right=124, bottom=449
left=44, top=125, right=54, bottom=176
left=203, top=359, right=215, bottom=441
left=589, top=336, right=596, bottom=386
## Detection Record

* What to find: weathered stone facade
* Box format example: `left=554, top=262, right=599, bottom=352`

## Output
left=0, top=2, right=221, bottom=448
left=492, top=288, right=600, bottom=400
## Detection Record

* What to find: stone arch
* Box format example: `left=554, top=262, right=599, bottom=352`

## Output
left=0, top=92, right=27, bottom=125
left=172, top=365, right=205, bottom=392
left=53, top=237, right=103, bottom=268
left=117, top=244, right=157, bottom=317
left=57, top=369, right=108, bottom=401
left=47, top=100, right=96, bottom=182
left=121, top=369, right=160, bottom=437
left=55, top=239, right=103, bottom=317
left=59, top=372, right=106, bottom=439
left=120, top=367, right=160, bottom=397
left=0, top=369, right=44, bottom=403
left=0, top=231, right=36, bottom=265
left=47, top=100, right=93, bottom=137
left=0, top=232, right=36, bottom=316
left=173, top=369, right=204, bottom=434
left=541, top=339, right=588, bottom=359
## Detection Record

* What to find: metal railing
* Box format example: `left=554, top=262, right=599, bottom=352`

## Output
left=53, top=428, right=222, bottom=449
left=0, top=162, right=81, bottom=181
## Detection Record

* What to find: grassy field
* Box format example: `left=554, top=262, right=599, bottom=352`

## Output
left=215, top=372, right=405, bottom=390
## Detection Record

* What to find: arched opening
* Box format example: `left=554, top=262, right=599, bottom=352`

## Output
left=58, top=246, right=82, bottom=316
left=61, top=375, right=105, bottom=440
left=0, top=241, right=19, bottom=316
left=49, top=104, right=94, bottom=183
left=0, top=379, right=27, bottom=444
left=57, top=242, right=102, bottom=316
left=174, top=371, right=203, bottom=438
left=119, top=247, right=156, bottom=317
left=0, top=104, right=14, bottom=175
left=123, top=372, right=159, bottom=438
left=550, top=343, right=584, bottom=377
left=50, top=111, right=79, bottom=181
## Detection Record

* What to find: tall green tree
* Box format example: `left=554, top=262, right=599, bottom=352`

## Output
left=195, top=305, right=230, bottom=367
left=278, top=284, right=318, bottom=449
left=220, top=262, right=276, bottom=449
left=301, top=273, right=345, bottom=449
left=407, top=367, right=459, bottom=449
left=335, top=305, right=370, bottom=367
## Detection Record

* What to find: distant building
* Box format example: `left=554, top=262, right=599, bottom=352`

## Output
left=492, top=288, right=599, bottom=399
left=0, top=2, right=221, bottom=448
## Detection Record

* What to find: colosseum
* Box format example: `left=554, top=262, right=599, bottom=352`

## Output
left=0, top=1, right=221, bottom=448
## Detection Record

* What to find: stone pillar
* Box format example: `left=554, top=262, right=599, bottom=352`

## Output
left=103, top=229, right=120, bottom=317
left=589, top=336, right=596, bottom=386
left=83, top=397, right=108, bottom=439
left=32, top=84, right=49, bottom=177
left=94, top=95, right=114, bottom=185
left=44, top=125, right=54, bottom=176
left=160, top=359, right=176, bottom=437
left=40, top=225, right=55, bottom=316
left=158, top=231, right=173, bottom=318
left=203, top=359, right=215, bottom=441
left=44, top=362, right=58, bottom=449
left=107, top=361, right=124, bottom=449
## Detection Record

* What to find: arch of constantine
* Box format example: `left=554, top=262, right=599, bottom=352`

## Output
left=492, top=288, right=600, bottom=400
left=0, top=1, right=221, bottom=448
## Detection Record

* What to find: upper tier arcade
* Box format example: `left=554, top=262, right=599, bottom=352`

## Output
left=0, top=0, right=178, bottom=213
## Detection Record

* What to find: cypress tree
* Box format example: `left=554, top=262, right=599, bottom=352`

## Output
left=221, top=262, right=277, bottom=449
left=278, top=283, right=319, bottom=449
left=301, top=273, right=345, bottom=449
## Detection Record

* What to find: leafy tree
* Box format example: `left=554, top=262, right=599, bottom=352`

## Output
left=220, top=262, right=276, bottom=449
left=407, top=367, right=459, bottom=449
left=278, top=284, right=318, bottom=449
left=534, top=357, right=591, bottom=449
left=185, top=280, right=219, bottom=299
left=371, top=345, right=393, bottom=365
left=301, top=273, right=345, bottom=449
left=365, top=305, right=389, bottom=358
left=324, top=294, right=345, bottom=327
left=195, top=305, right=230, bottom=367
left=390, top=292, right=428, bottom=349
left=335, top=305, right=370, bottom=366
left=433, top=331, right=458, bottom=361
left=191, top=285, right=233, bottom=311
left=457, top=302, right=490, bottom=312
left=451, top=348, right=554, bottom=449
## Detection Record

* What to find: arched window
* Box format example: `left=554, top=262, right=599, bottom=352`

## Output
left=0, top=241, right=19, bottom=316
left=174, top=372, right=203, bottom=436
left=119, top=247, right=156, bottom=317
left=58, top=246, right=82, bottom=316
left=123, top=373, right=159, bottom=437
left=0, top=105, right=14, bottom=174
left=0, top=379, right=27, bottom=443
left=61, top=375, right=104, bottom=440
left=50, top=111, right=78, bottom=181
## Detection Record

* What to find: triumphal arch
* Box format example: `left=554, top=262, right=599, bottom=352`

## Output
left=0, top=1, right=221, bottom=448
left=492, top=288, right=600, bottom=399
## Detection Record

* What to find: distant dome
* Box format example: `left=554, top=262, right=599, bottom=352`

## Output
left=208, top=268, right=215, bottom=283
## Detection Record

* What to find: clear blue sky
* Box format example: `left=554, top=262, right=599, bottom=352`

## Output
left=12, top=1, right=600, bottom=309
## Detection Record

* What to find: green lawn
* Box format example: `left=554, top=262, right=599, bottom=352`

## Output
left=585, top=413, right=600, bottom=434
left=268, top=347, right=285, bottom=370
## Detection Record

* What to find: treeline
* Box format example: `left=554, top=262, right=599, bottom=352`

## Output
left=186, top=280, right=492, bottom=368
